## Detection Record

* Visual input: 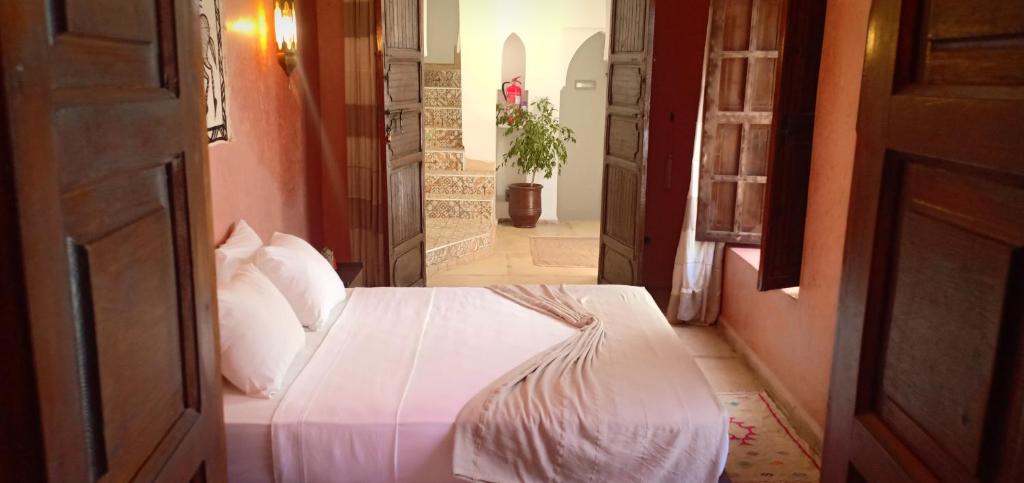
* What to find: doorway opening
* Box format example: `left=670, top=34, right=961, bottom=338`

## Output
left=424, top=7, right=607, bottom=286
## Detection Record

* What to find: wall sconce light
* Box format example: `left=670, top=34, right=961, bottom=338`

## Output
left=275, top=0, right=298, bottom=75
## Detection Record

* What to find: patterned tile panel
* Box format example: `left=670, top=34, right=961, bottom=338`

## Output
left=425, top=151, right=464, bottom=171
left=425, top=69, right=461, bottom=88
left=425, top=128, right=463, bottom=150
left=425, top=108, right=461, bottom=129
left=426, top=199, right=494, bottom=220
left=425, top=173, right=495, bottom=196
left=425, top=87, right=462, bottom=108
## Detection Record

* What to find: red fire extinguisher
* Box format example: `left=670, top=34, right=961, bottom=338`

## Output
left=502, top=76, right=524, bottom=107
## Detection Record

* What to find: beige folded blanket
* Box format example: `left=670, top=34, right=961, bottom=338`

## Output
left=453, top=285, right=729, bottom=483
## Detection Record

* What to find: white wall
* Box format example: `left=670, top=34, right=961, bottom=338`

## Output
left=460, top=0, right=609, bottom=221
left=425, top=0, right=460, bottom=64
left=557, top=32, right=607, bottom=221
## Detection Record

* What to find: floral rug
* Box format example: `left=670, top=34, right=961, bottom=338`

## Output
left=718, top=392, right=821, bottom=482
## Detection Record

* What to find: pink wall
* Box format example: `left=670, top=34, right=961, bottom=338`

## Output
left=208, top=0, right=318, bottom=244
left=719, top=0, right=871, bottom=432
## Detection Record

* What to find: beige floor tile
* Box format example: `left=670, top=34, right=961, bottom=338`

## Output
left=673, top=326, right=737, bottom=357
left=694, top=357, right=765, bottom=393
left=436, top=253, right=509, bottom=276
left=426, top=274, right=504, bottom=287
left=506, top=254, right=598, bottom=277
left=500, top=274, right=599, bottom=285
left=564, top=220, right=601, bottom=236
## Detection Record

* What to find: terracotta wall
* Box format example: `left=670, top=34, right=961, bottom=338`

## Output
left=719, top=0, right=872, bottom=433
left=208, top=0, right=322, bottom=245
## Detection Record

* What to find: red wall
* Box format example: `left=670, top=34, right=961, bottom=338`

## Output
left=208, top=0, right=323, bottom=246
left=643, top=0, right=710, bottom=306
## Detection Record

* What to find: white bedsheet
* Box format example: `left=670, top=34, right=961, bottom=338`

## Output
left=223, top=290, right=353, bottom=483
left=262, top=286, right=727, bottom=483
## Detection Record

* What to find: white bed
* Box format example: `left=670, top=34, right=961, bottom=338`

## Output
left=223, top=285, right=728, bottom=482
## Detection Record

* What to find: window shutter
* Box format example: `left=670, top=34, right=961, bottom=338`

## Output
left=757, top=0, right=825, bottom=290
left=695, top=0, right=782, bottom=245
left=696, top=0, right=824, bottom=291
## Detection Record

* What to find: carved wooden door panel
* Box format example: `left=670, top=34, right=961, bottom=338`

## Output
left=382, top=0, right=427, bottom=287
left=599, top=0, right=654, bottom=285
left=0, top=1, right=225, bottom=481
left=823, top=0, right=1024, bottom=481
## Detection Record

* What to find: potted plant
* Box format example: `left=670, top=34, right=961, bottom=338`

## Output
left=496, top=98, right=577, bottom=228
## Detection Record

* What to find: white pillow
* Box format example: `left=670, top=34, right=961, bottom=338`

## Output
left=255, top=232, right=346, bottom=330
left=215, top=220, right=263, bottom=283
left=217, top=264, right=305, bottom=398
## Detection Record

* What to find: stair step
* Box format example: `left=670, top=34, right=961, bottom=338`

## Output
left=425, top=219, right=495, bottom=274
left=424, top=68, right=461, bottom=88
left=425, top=151, right=464, bottom=171
left=425, top=129, right=463, bottom=150
left=425, top=108, right=461, bottom=129
left=425, top=192, right=493, bottom=201
left=426, top=168, right=494, bottom=177
left=425, top=172, right=496, bottom=197
left=425, top=88, right=461, bottom=108
left=425, top=197, right=494, bottom=221
left=426, top=218, right=494, bottom=250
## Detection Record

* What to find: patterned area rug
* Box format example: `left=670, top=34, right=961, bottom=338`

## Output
left=528, top=236, right=599, bottom=268
left=718, top=392, right=821, bottom=482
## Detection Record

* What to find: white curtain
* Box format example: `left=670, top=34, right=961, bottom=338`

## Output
left=666, top=11, right=724, bottom=326
left=666, top=170, right=724, bottom=325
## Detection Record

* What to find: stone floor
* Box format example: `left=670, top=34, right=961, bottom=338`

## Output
left=427, top=220, right=600, bottom=287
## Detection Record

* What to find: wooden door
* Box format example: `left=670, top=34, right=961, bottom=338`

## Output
left=599, top=0, right=655, bottom=285
left=382, top=0, right=427, bottom=287
left=0, top=1, right=226, bottom=481
left=823, top=0, right=1024, bottom=481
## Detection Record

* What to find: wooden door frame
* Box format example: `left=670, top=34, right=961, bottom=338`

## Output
left=0, top=63, right=47, bottom=480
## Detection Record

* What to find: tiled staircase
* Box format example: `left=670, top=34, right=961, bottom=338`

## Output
left=423, top=63, right=496, bottom=274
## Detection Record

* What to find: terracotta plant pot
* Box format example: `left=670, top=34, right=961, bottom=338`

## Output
left=507, top=183, right=543, bottom=228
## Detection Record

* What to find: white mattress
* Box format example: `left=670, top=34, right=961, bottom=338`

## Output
left=223, top=286, right=727, bottom=482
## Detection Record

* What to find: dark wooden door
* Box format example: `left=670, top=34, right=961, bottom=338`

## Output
left=0, top=1, right=226, bottom=481
left=823, top=0, right=1024, bottom=481
left=599, top=0, right=654, bottom=285
left=382, top=0, right=427, bottom=287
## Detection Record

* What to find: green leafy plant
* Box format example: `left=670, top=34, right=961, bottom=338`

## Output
left=496, top=98, right=577, bottom=185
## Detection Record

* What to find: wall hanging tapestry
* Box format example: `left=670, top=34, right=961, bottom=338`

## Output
left=198, top=0, right=229, bottom=142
